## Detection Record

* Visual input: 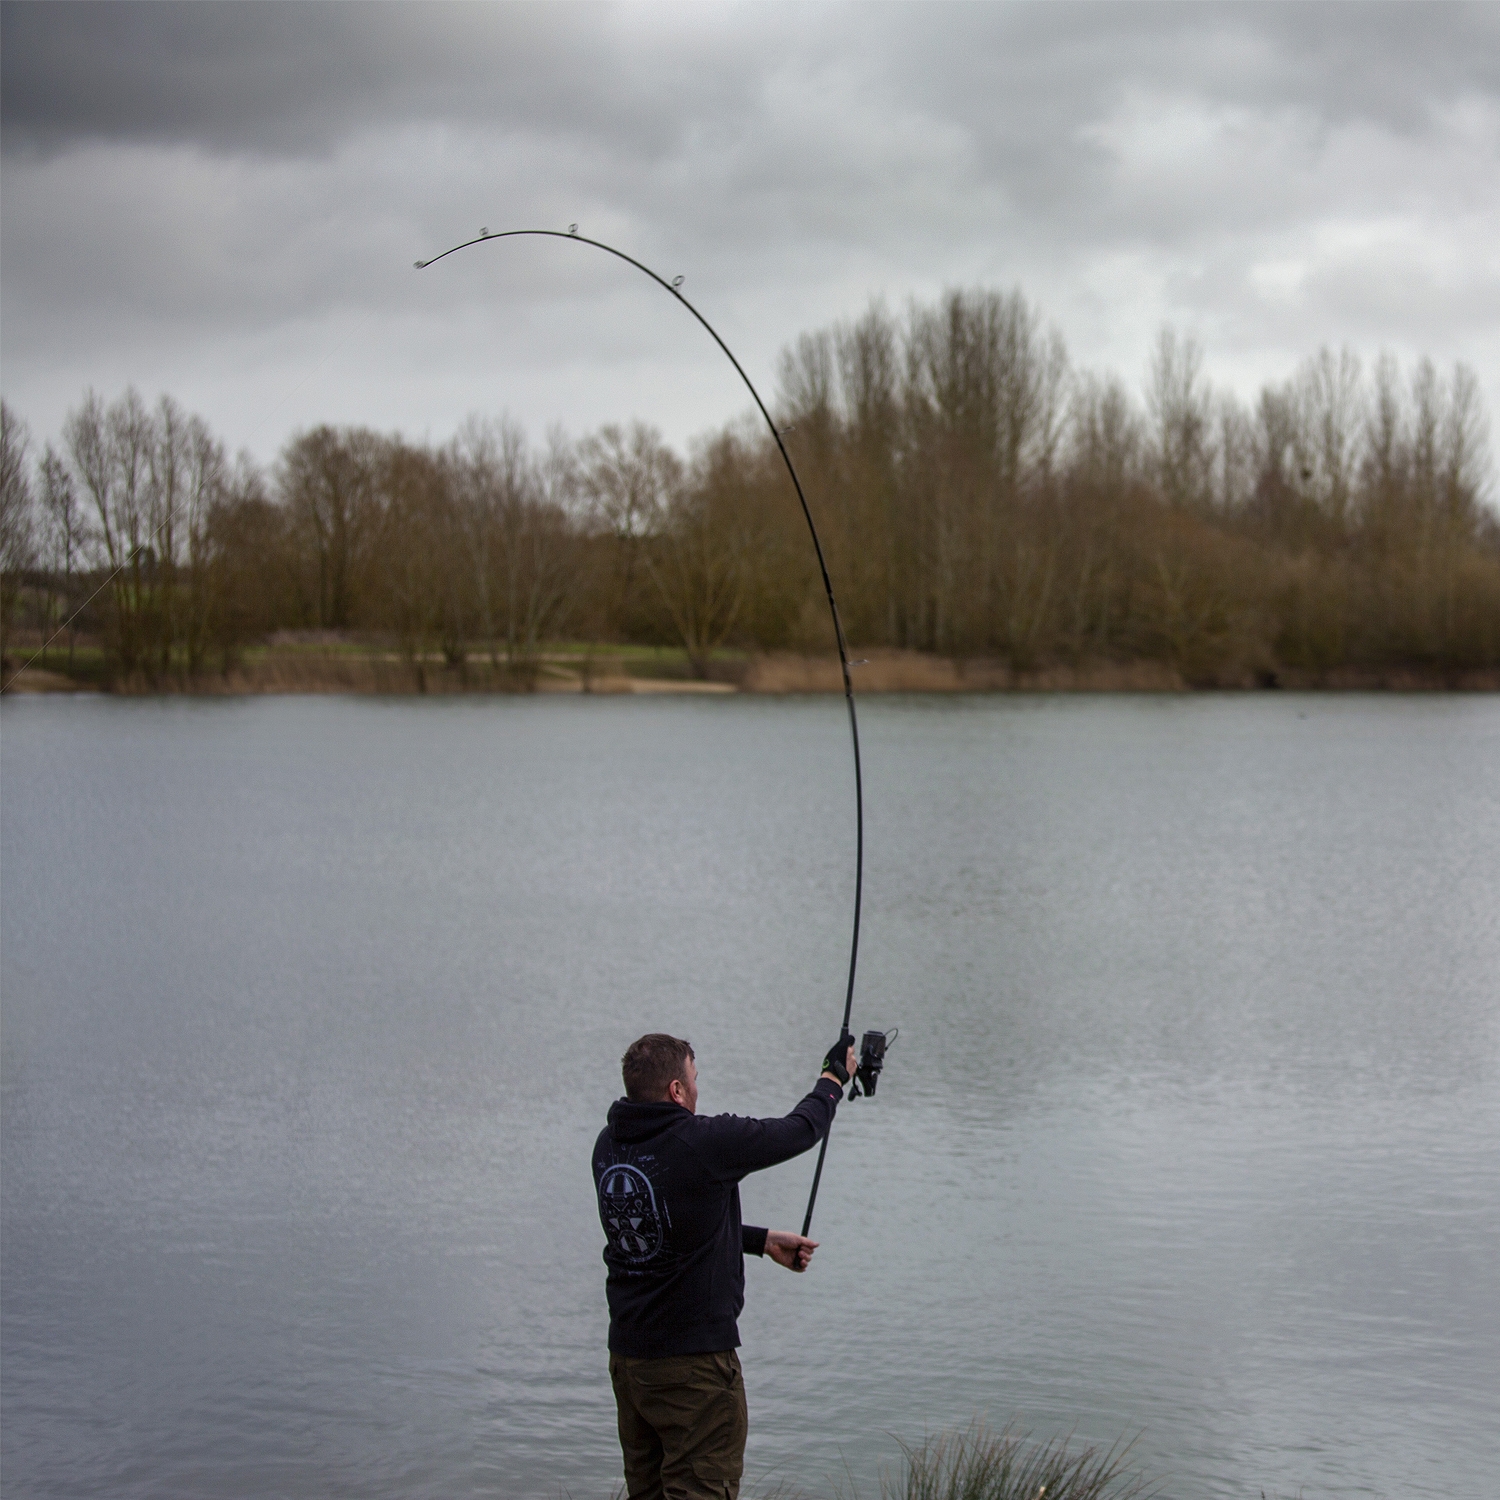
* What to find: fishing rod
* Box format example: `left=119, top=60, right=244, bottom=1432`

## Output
left=414, top=226, right=869, bottom=1234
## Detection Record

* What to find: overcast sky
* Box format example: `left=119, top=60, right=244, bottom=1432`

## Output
left=3, top=0, right=1497, bottom=468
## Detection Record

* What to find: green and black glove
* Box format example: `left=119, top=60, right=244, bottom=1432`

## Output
left=822, top=1031, right=855, bottom=1084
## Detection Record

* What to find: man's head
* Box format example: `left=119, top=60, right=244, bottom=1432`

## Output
left=622, top=1033, right=698, bottom=1113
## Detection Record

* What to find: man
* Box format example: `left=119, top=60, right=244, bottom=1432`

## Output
left=593, top=1030, right=857, bottom=1500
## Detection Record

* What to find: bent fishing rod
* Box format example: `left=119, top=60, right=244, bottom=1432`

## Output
left=414, top=227, right=872, bottom=1234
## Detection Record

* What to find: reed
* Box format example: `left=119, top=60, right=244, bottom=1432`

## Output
left=880, top=1424, right=1152, bottom=1500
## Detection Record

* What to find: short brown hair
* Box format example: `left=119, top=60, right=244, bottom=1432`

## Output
left=622, top=1034, right=695, bottom=1102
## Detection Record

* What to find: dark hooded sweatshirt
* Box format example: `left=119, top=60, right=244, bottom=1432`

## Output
left=593, top=1078, right=843, bottom=1358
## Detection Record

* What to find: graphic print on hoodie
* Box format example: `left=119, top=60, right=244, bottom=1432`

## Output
left=593, top=1078, right=843, bottom=1358
left=599, top=1161, right=666, bottom=1262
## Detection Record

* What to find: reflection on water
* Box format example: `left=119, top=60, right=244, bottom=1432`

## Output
left=3, top=693, right=1497, bottom=1498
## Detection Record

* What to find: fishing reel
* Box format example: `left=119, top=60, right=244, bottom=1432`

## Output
left=848, top=1027, right=898, bottom=1099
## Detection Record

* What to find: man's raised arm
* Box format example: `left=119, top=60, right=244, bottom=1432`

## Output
left=691, top=1037, right=856, bottom=1180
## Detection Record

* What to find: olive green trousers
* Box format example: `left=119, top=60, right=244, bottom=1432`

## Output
left=608, top=1349, right=748, bottom=1500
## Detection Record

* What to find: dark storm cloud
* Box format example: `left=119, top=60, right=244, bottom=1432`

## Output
left=0, top=0, right=746, bottom=157
left=7, top=2, right=1494, bottom=160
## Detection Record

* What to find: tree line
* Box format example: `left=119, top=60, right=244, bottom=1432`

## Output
left=3, top=288, right=1496, bottom=688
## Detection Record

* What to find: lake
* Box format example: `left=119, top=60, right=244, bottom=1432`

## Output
left=2, top=692, right=1496, bottom=1498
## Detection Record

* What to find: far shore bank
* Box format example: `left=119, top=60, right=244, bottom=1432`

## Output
left=5, top=645, right=1498, bottom=697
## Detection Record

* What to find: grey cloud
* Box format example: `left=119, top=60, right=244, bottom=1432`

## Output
left=11, top=2, right=1494, bottom=164
left=7, top=1, right=1490, bottom=257
left=884, top=2, right=1500, bottom=135
left=0, top=0, right=750, bottom=158
left=1, top=0, right=1495, bottom=469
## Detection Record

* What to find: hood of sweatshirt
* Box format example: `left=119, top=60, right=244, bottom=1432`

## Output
left=607, top=1096, right=690, bottom=1145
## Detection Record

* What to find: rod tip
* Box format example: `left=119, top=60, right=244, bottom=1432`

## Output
left=413, top=260, right=427, bottom=269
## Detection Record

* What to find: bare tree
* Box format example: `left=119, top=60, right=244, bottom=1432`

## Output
left=1292, top=347, right=1364, bottom=529
left=449, top=418, right=579, bottom=682
left=833, top=303, right=902, bottom=642
left=278, top=426, right=383, bottom=629
left=899, top=289, right=1070, bottom=653
left=577, top=421, right=680, bottom=638
left=372, top=437, right=457, bottom=681
left=1439, top=362, right=1491, bottom=533
left=150, top=396, right=225, bottom=673
left=58, top=389, right=227, bottom=678
left=519, top=430, right=584, bottom=665
left=1147, top=327, right=1216, bottom=511
left=1213, top=394, right=1257, bottom=515
left=1063, top=374, right=1144, bottom=654
left=1, top=402, right=37, bottom=669
left=38, top=444, right=88, bottom=671
left=646, top=431, right=758, bottom=678
left=1360, top=352, right=1407, bottom=546
left=203, top=454, right=295, bottom=671
left=64, top=389, right=158, bottom=672
left=450, top=415, right=529, bottom=667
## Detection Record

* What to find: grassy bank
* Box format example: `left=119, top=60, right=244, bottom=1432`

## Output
left=6, top=638, right=1498, bottom=696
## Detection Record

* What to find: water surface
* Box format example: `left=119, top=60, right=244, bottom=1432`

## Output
left=3, top=693, right=1497, bottom=1497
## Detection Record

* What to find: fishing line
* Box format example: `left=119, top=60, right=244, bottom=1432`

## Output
left=414, top=227, right=861, bottom=1235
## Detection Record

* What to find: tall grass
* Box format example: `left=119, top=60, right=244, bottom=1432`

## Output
left=881, top=1424, right=1152, bottom=1500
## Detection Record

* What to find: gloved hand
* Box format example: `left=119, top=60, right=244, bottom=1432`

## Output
left=822, top=1031, right=856, bottom=1084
